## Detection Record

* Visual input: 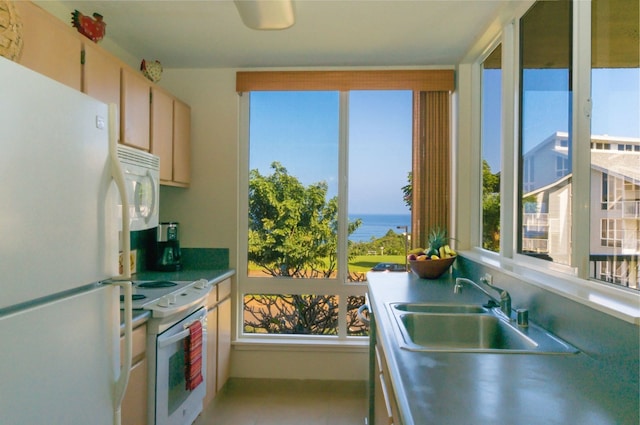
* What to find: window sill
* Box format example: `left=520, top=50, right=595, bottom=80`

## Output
left=461, top=249, right=640, bottom=325
left=233, top=337, right=369, bottom=353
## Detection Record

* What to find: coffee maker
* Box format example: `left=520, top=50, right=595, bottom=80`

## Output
left=155, top=222, right=181, bottom=271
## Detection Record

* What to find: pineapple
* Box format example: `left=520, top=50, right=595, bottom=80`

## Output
left=426, top=226, right=455, bottom=258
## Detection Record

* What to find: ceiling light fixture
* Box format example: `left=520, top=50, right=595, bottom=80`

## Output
left=234, top=0, right=295, bottom=30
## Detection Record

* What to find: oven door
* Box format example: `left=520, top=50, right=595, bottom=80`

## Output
left=155, top=308, right=207, bottom=425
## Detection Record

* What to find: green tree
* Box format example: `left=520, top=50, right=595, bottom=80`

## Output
left=249, top=162, right=362, bottom=277
left=246, top=162, right=364, bottom=334
left=482, top=160, right=500, bottom=251
left=402, top=171, right=412, bottom=210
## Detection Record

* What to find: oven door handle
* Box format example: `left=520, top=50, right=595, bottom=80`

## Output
left=158, top=329, right=191, bottom=349
left=158, top=317, right=204, bottom=349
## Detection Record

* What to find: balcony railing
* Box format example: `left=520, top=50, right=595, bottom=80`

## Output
left=522, top=238, right=549, bottom=253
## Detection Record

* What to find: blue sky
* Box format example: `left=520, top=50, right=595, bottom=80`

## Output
left=482, top=67, right=640, bottom=173
left=249, top=90, right=412, bottom=215
left=250, top=68, right=638, bottom=213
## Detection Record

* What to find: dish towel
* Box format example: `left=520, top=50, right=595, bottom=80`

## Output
left=184, top=320, right=203, bottom=391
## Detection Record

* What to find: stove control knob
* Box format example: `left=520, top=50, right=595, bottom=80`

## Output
left=158, top=296, right=170, bottom=308
left=194, top=279, right=209, bottom=289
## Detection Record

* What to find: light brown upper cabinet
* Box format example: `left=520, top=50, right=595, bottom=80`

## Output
left=14, top=1, right=82, bottom=91
left=150, top=87, right=174, bottom=182
left=172, top=99, right=191, bottom=186
left=82, top=41, right=121, bottom=109
left=151, top=89, right=191, bottom=187
left=121, top=67, right=151, bottom=151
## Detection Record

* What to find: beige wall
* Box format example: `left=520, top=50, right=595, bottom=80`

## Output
left=158, top=69, right=239, bottom=270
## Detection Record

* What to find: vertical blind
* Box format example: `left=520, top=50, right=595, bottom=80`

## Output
left=237, top=70, right=454, bottom=249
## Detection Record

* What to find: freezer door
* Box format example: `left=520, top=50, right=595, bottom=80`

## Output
left=0, top=57, right=118, bottom=309
left=0, top=286, right=119, bottom=425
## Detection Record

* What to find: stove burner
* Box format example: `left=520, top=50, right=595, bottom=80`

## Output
left=137, top=280, right=178, bottom=288
left=120, top=294, right=146, bottom=302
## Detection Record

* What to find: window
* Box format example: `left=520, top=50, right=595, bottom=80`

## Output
left=473, top=0, right=638, bottom=295
left=481, top=44, right=502, bottom=253
left=237, top=70, right=454, bottom=340
left=518, top=0, right=572, bottom=266
left=589, top=0, right=640, bottom=289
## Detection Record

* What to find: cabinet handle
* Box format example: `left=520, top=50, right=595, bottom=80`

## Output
left=378, top=373, right=395, bottom=425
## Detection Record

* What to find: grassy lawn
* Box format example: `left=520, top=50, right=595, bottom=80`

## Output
left=248, top=254, right=406, bottom=273
left=348, top=255, right=406, bottom=272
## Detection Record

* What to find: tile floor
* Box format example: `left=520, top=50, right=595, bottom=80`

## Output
left=193, top=378, right=368, bottom=425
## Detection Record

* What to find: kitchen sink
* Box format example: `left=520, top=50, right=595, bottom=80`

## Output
left=391, top=303, right=488, bottom=314
left=387, top=304, right=578, bottom=355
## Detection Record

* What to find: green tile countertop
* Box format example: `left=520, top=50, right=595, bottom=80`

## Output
left=367, top=271, right=639, bottom=425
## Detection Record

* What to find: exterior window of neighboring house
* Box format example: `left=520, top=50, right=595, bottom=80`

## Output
left=601, top=218, right=622, bottom=248
left=523, top=156, right=534, bottom=193
left=481, top=43, right=502, bottom=253
left=518, top=0, right=572, bottom=266
left=555, top=156, right=569, bottom=178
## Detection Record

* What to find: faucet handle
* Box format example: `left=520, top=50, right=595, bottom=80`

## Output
left=483, top=299, right=500, bottom=309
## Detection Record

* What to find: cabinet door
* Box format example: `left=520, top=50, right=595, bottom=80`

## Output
left=14, top=1, right=82, bottom=91
left=121, top=358, right=148, bottom=425
left=120, top=325, right=147, bottom=425
left=150, top=88, right=174, bottom=182
left=204, top=306, right=219, bottom=407
left=216, top=297, right=231, bottom=392
left=82, top=42, right=121, bottom=107
left=374, top=344, right=399, bottom=425
left=121, top=67, right=150, bottom=150
left=172, top=99, right=191, bottom=185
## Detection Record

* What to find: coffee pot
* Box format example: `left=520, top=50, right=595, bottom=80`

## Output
left=155, top=222, right=181, bottom=271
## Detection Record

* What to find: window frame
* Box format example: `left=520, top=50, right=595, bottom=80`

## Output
left=238, top=91, right=366, bottom=342
left=466, top=0, right=640, bottom=324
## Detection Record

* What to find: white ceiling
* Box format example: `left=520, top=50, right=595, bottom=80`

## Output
left=57, top=0, right=513, bottom=69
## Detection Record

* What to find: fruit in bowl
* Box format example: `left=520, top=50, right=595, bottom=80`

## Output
left=408, top=255, right=456, bottom=279
left=407, top=227, right=457, bottom=279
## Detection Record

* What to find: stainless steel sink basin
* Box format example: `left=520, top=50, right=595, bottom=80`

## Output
left=391, top=303, right=488, bottom=314
left=399, top=313, right=537, bottom=351
left=387, top=304, right=578, bottom=355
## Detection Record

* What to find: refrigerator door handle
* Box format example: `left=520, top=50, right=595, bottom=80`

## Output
left=109, top=103, right=132, bottom=280
left=108, top=103, right=132, bottom=425
left=112, top=281, right=133, bottom=425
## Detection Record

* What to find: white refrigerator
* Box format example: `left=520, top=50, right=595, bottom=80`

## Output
left=0, top=57, right=133, bottom=424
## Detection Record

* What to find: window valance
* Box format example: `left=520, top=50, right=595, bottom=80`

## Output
left=236, top=70, right=454, bottom=92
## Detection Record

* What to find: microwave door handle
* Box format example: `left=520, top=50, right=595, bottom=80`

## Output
left=144, top=169, right=157, bottom=226
left=108, top=103, right=131, bottom=280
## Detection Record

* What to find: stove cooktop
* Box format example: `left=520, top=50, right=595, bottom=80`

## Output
left=120, top=280, right=196, bottom=310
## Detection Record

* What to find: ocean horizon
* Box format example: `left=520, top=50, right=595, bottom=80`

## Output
left=348, top=213, right=411, bottom=242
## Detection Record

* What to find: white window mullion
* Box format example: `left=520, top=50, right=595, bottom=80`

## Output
left=503, top=20, right=517, bottom=260
left=337, top=91, right=350, bottom=339
left=572, top=0, right=592, bottom=278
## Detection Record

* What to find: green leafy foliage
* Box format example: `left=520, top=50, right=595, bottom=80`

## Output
left=248, top=162, right=362, bottom=278
left=482, top=160, right=500, bottom=252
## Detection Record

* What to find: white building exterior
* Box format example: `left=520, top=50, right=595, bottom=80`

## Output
left=522, top=132, right=640, bottom=288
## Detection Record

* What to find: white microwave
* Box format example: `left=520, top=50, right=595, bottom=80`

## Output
left=116, top=145, right=160, bottom=231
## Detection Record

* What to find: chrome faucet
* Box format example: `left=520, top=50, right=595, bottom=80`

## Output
left=454, top=277, right=512, bottom=318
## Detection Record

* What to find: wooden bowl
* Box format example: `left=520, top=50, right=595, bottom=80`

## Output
left=409, top=256, right=456, bottom=279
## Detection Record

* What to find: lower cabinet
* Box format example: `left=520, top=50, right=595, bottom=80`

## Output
left=374, top=344, right=400, bottom=425
left=203, top=278, right=232, bottom=407
left=120, top=324, right=148, bottom=425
